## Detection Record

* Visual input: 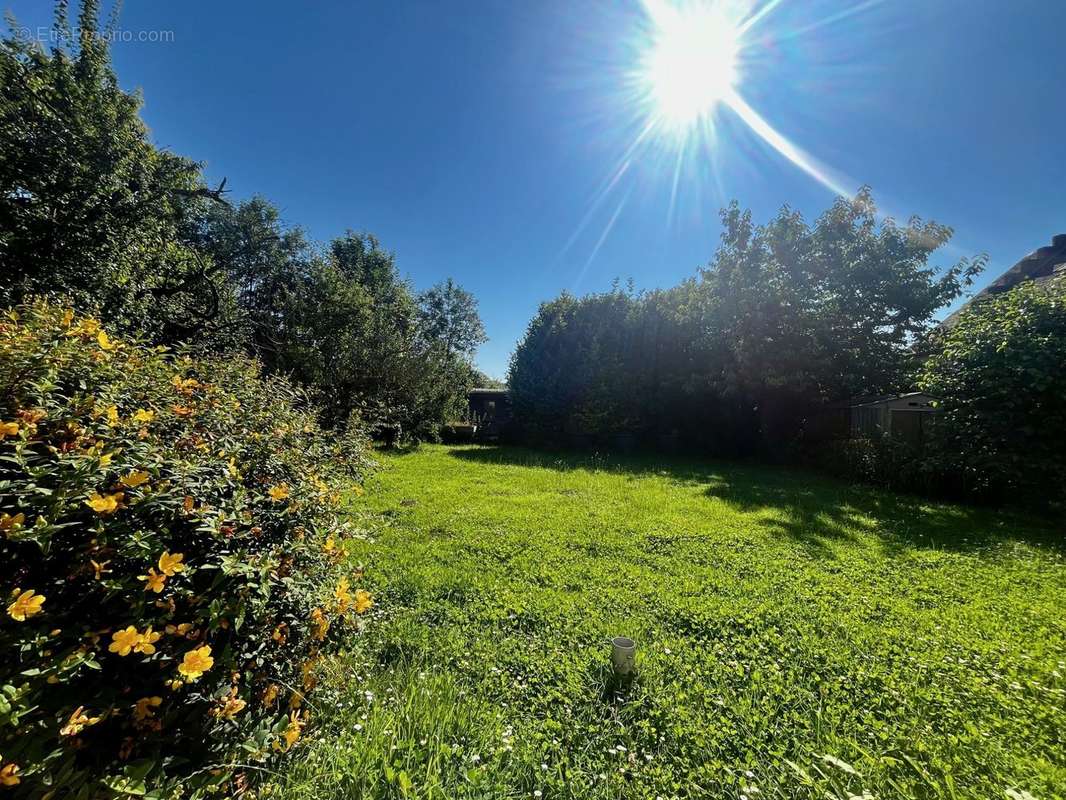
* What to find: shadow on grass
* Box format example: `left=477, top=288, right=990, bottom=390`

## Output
left=448, top=445, right=1063, bottom=557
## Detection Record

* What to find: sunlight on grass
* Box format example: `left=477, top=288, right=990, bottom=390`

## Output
left=272, top=445, right=1065, bottom=799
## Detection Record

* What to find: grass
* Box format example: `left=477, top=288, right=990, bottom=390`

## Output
left=273, top=445, right=1065, bottom=800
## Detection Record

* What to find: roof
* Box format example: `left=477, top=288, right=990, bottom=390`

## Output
left=943, top=234, right=1066, bottom=327
left=469, top=387, right=509, bottom=396
left=850, top=392, right=936, bottom=408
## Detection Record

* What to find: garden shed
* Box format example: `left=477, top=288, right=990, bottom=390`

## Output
left=849, top=392, right=938, bottom=443
left=467, top=388, right=512, bottom=439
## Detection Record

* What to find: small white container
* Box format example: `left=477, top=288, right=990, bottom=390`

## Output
left=611, top=636, right=636, bottom=676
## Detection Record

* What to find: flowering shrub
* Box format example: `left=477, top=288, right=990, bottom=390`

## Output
left=0, top=302, right=375, bottom=796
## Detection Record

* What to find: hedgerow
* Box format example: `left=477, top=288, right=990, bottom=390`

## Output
left=0, top=301, right=375, bottom=796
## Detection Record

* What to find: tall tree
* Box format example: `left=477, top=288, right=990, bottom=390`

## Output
left=0, top=1, right=230, bottom=342
left=418, top=278, right=488, bottom=358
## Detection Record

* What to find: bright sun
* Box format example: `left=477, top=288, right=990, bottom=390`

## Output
left=640, top=1, right=741, bottom=131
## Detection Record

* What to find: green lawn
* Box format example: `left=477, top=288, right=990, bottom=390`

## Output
left=275, top=445, right=1065, bottom=800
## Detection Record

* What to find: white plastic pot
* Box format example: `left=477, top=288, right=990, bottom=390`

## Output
left=611, top=636, right=636, bottom=676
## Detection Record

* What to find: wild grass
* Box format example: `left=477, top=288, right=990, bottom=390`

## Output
left=272, top=445, right=1065, bottom=800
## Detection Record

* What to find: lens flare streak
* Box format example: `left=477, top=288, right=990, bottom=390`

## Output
left=563, top=0, right=899, bottom=277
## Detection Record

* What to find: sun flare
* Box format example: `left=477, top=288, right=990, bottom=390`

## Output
left=640, top=0, right=741, bottom=131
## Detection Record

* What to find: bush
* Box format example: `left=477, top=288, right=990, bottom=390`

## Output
left=918, top=276, right=1066, bottom=507
left=0, top=301, right=375, bottom=796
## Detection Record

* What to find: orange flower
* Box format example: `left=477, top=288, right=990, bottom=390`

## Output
left=134, top=627, right=162, bottom=655
left=158, top=551, right=185, bottom=576
left=139, top=568, right=166, bottom=593
left=0, top=512, right=26, bottom=535
left=310, top=607, right=330, bottom=641
left=354, top=589, right=373, bottom=615
left=109, top=626, right=142, bottom=656
left=333, top=577, right=352, bottom=613
left=7, top=588, right=45, bottom=621
left=273, top=710, right=305, bottom=752
left=131, top=408, right=155, bottom=424
left=0, top=421, right=19, bottom=439
left=0, top=762, right=19, bottom=786
left=132, top=696, right=162, bottom=722
left=262, top=684, right=280, bottom=707
left=211, top=687, right=247, bottom=720
left=60, top=705, right=102, bottom=736
left=120, top=470, right=150, bottom=488
left=91, top=559, right=111, bottom=580
left=85, top=491, right=124, bottom=515
left=177, top=646, right=214, bottom=680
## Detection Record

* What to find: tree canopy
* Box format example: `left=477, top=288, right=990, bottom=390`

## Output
left=509, top=190, right=984, bottom=454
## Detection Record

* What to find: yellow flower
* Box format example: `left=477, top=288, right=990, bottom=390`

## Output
left=0, top=762, right=19, bottom=786
left=131, top=408, right=155, bottom=424
left=212, top=687, right=247, bottom=720
left=139, top=568, right=166, bottom=593
left=354, top=589, right=373, bottom=615
left=61, top=308, right=74, bottom=327
left=7, top=588, right=45, bottom=621
left=97, top=330, right=116, bottom=351
left=104, top=405, right=119, bottom=426
left=73, top=318, right=101, bottom=336
left=177, top=645, right=214, bottom=680
left=98, top=451, right=114, bottom=469
left=171, top=375, right=201, bottom=393
left=273, top=710, right=306, bottom=752
left=85, top=491, right=123, bottom=515
left=132, top=696, right=162, bottom=722
left=134, top=627, right=162, bottom=655
left=158, top=551, right=185, bottom=576
left=333, top=577, right=352, bottom=613
left=0, top=512, right=26, bottom=535
left=109, top=626, right=142, bottom=656
left=262, top=684, right=280, bottom=707
left=272, top=623, right=288, bottom=644
left=0, top=421, right=19, bottom=439
left=301, top=659, right=319, bottom=691
left=91, top=559, right=111, bottom=580
left=310, top=607, right=330, bottom=641
left=268, top=484, right=290, bottom=502
left=120, top=470, right=150, bottom=488
left=60, top=705, right=102, bottom=736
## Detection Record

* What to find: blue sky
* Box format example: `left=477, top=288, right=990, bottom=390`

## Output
left=6, top=1, right=1065, bottom=378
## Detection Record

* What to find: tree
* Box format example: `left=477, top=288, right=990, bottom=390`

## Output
left=918, top=276, right=1066, bottom=505
left=509, top=190, right=984, bottom=455
left=703, top=188, right=984, bottom=449
left=0, top=1, right=230, bottom=343
left=257, top=233, right=475, bottom=441
left=418, top=278, right=487, bottom=358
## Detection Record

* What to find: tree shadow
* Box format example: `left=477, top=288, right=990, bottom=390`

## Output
left=447, top=445, right=1064, bottom=557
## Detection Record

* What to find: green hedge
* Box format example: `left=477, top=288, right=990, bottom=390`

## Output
left=0, top=301, right=374, bottom=796
left=919, top=276, right=1066, bottom=507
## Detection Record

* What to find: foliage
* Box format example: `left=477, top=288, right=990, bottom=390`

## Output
left=0, top=302, right=376, bottom=797
left=509, top=190, right=983, bottom=455
left=275, top=445, right=1064, bottom=799
left=418, top=279, right=488, bottom=360
left=0, top=1, right=487, bottom=443
left=918, top=276, right=1066, bottom=506
left=0, top=3, right=236, bottom=345
left=244, top=231, right=478, bottom=441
